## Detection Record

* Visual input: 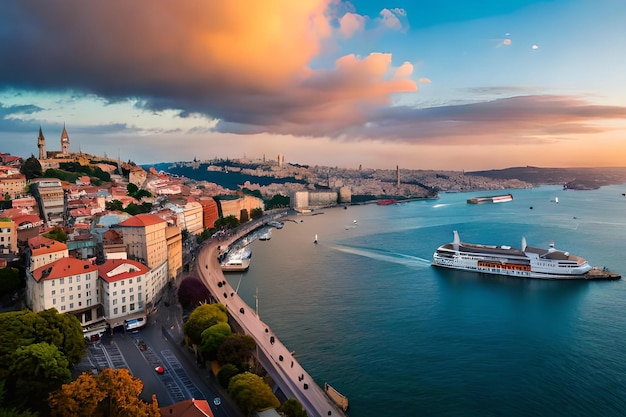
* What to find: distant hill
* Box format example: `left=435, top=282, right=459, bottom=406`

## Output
left=467, top=167, right=626, bottom=189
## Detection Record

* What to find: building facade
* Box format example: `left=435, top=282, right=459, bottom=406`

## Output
left=0, top=218, right=17, bottom=256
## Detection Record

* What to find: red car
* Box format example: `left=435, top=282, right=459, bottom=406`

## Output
left=155, top=366, right=165, bottom=374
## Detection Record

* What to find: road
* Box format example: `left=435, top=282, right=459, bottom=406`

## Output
left=196, top=225, right=348, bottom=417
left=76, top=291, right=243, bottom=417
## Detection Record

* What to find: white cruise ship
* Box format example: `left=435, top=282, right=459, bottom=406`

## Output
left=432, top=231, right=595, bottom=279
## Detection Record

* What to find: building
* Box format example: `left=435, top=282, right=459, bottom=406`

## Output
left=30, top=178, right=65, bottom=227
left=159, top=399, right=214, bottom=417
left=0, top=218, right=18, bottom=262
left=199, top=198, right=219, bottom=230
left=0, top=173, right=26, bottom=199
left=98, top=258, right=151, bottom=329
left=27, top=235, right=69, bottom=272
left=219, top=195, right=263, bottom=222
left=291, top=190, right=340, bottom=211
left=112, top=214, right=168, bottom=269
left=165, top=225, right=183, bottom=280
left=26, top=257, right=103, bottom=334
left=111, top=214, right=172, bottom=298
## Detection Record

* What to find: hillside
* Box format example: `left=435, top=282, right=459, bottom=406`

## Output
left=467, top=167, right=626, bottom=189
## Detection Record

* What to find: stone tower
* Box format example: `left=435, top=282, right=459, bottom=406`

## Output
left=60, top=125, right=69, bottom=155
left=37, top=127, right=46, bottom=160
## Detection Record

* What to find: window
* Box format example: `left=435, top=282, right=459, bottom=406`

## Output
left=52, top=290, right=56, bottom=295
left=114, top=307, right=118, bottom=315
left=130, top=295, right=134, bottom=301
left=122, top=297, right=126, bottom=303
left=113, top=299, right=117, bottom=305
left=69, top=303, right=74, bottom=309
left=113, top=291, right=117, bottom=296
left=130, top=303, right=135, bottom=311
left=122, top=306, right=126, bottom=313
left=121, top=289, right=126, bottom=294
left=61, top=296, right=65, bottom=302
left=61, top=305, right=66, bottom=311
left=53, top=298, right=57, bottom=305
left=77, top=276, right=80, bottom=282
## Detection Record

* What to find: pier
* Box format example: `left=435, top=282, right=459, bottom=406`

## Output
left=196, top=218, right=348, bottom=417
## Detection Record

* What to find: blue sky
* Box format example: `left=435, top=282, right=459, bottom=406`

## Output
left=1, top=0, right=625, bottom=170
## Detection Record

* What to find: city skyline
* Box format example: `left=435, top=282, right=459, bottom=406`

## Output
left=1, top=0, right=625, bottom=170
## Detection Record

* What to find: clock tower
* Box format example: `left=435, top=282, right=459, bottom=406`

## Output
left=37, top=127, right=46, bottom=160
left=60, top=125, right=70, bottom=155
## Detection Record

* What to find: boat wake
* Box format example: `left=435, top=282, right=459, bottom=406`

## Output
left=332, top=244, right=432, bottom=268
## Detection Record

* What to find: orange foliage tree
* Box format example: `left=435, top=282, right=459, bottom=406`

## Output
left=48, top=368, right=159, bottom=417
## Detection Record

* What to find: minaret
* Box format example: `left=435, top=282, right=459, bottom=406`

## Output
left=60, top=124, right=70, bottom=155
left=37, top=127, right=46, bottom=160
left=396, top=165, right=400, bottom=187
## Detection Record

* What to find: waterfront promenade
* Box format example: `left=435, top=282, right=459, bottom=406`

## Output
left=196, top=219, right=347, bottom=417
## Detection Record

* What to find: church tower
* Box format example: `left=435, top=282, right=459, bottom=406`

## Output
left=60, top=124, right=69, bottom=155
left=37, top=127, right=46, bottom=160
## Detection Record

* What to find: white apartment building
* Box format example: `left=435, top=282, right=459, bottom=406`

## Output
left=98, top=259, right=151, bottom=328
left=27, top=257, right=103, bottom=333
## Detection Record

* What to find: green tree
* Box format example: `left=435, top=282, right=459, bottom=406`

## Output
left=0, top=408, right=38, bottom=417
left=217, top=334, right=256, bottom=372
left=250, top=208, right=263, bottom=219
left=228, top=372, right=280, bottom=416
left=183, top=303, right=229, bottom=345
left=126, top=183, right=139, bottom=196
left=105, top=200, right=123, bottom=211
left=278, top=398, right=308, bottom=417
left=49, top=368, right=160, bottom=417
left=239, top=209, right=249, bottom=223
left=20, top=156, right=42, bottom=180
left=216, top=363, right=239, bottom=389
left=199, top=322, right=232, bottom=360
left=36, top=308, right=85, bottom=367
left=43, top=227, right=68, bottom=243
left=0, top=267, right=21, bottom=297
left=5, top=342, right=71, bottom=412
left=214, top=215, right=239, bottom=230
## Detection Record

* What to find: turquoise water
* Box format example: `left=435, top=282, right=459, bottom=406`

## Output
left=227, top=185, right=626, bottom=417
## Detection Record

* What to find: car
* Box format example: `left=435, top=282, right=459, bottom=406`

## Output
left=213, top=397, right=221, bottom=406
left=155, top=366, right=165, bottom=374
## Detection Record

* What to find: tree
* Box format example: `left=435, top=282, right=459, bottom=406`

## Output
left=126, top=183, right=139, bottom=196
left=177, top=276, right=212, bottom=309
left=278, top=398, right=308, bottom=417
left=216, top=363, right=239, bottom=389
left=214, top=215, right=239, bottom=230
left=105, top=199, right=123, bottom=211
left=0, top=267, right=21, bottom=297
left=43, top=227, right=68, bottom=243
left=228, top=372, right=280, bottom=416
left=250, top=208, right=263, bottom=219
left=5, top=342, right=71, bottom=412
left=20, top=156, right=42, bottom=180
left=183, top=303, right=229, bottom=345
left=216, top=334, right=256, bottom=372
left=36, top=308, right=86, bottom=366
left=199, top=322, right=232, bottom=360
left=49, top=368, right=160, bottom=417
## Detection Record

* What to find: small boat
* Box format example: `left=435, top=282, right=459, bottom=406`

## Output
left=259, top=229, right=272, bottom=241
left=314, top=234, right=318, bottom=244
left=220, top=249, right=252, bottom=272
left=268, top=220, right=284, bottom=229
left=377, top=199, right=397, bottom=205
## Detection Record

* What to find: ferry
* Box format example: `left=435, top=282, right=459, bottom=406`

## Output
left=467, top=193, right=513, bottom=204
left=432, top=231, right=619, bottom=280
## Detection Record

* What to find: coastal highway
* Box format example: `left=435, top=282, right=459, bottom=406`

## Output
left=196, top=230, right=347, bottom=417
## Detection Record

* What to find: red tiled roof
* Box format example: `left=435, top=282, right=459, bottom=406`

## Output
left=32, top=257, right=97, bottom=282
left=28, top=236, right=68, bottom=255
left=117, top=213, right=165, bottom=227
left=98, top=259, right=149, bottom=283
left=159, top=399, right=214, bottom=417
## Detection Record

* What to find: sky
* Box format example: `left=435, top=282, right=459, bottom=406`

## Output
left=1, top=0, right=625, bottom=171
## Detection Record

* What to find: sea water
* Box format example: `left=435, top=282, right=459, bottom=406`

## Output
left=226, top=185, right=626, bottom=417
